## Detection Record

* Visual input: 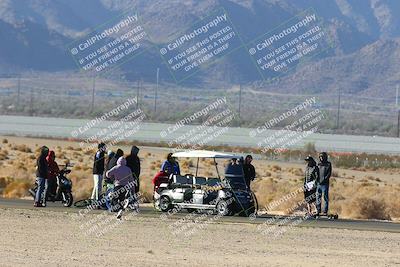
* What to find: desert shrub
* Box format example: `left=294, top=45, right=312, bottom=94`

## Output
left=2, top=138, right=8, bottom=144
left=342, top=197, right=390, bottom=220
left=3, top=181, right=30, bottom=198
left=11, top=144, right=32, bottom=153
left=0, top=152, right=8, bottom=160
left=271, top=165, right=281, bottom=172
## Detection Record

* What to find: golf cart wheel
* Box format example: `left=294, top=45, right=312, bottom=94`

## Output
left=216, top=200, right=230, bottom=216
left=63, top=192, right=73, bottom=207
left=159, top=196, right=172, bottom=212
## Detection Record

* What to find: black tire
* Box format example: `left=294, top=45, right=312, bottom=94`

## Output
left=74, top=199, right=95, bottom=208
left=159, top=196, right=172, bottom=212
left=62, top=192, right=73, bottom=207
left=216, top=200, right=230, bottom=216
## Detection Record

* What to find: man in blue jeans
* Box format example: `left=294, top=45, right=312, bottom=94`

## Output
left=34, top=146, right=49, bottom=207
left=316, top=152, right=332, bottom=215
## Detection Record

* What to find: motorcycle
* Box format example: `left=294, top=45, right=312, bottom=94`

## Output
left=29, top=163, right=74, bottom=207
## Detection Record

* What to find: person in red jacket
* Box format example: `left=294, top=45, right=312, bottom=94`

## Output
left=46, top=150, right=60, bottom=200
left=152, top=171, right=169, bottom=191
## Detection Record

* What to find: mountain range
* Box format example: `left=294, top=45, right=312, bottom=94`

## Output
left=0, top=0, right=399, bottom=97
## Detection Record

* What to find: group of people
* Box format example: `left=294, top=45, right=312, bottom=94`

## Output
left=34, top=146, right=61, bottom=207
left=34, top=142, right=331, bottom=217
left=92, top=143, right=141, bottom=200
left=303, top=152, right=332, bottom=216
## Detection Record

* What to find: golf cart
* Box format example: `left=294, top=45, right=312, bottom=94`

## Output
left=153, top=150, right=258, bottom=216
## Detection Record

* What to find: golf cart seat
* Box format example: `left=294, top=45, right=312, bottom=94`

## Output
left=172, top=175, right=192, bottom=187
left=193, top=177, right=207, bottom=189
left=206, top=177, right=221, bottom=187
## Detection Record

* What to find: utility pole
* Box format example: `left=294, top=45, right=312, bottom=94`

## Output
left=17, top=75, right=21, bottom=108
left=238, top=83, right=242, bottom=120
left=29, top=88, right=33, bottom=116
left=397, top=92, right=400, bottom=137
left=336, top=87, right=341, bottom=130
left=397, top=109, right=400, bottom=138
left=136, top=79, right=140, bottom=109
left=91, top=75, right=96, bottom=112
left=154, top=68, right=159, bottom=114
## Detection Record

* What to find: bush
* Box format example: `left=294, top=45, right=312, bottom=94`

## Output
left=342, top=197, right=390, bottom=220
left=3, top=181, right=30, bottom=198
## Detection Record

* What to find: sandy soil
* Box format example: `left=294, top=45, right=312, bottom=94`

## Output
left=0, top=208, right=399, bottom=267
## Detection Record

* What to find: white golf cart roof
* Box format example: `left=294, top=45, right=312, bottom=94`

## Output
left=172, top=150, right=239, bottom=159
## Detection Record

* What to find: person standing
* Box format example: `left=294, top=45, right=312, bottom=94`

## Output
left=243, top=155, right=256, bottom=189
left=34, top=146, right=49, bottom=207
left=126, top=146, right=140, bottom=193
left=316, top=152, right=332, bottom=215
left=92, top=143, right=106, bottom=201
left=304, top=156, right=319, bottom=215
left=46, top=150, right=60, bottom=200
left=161, top=153, right=180, bottom=175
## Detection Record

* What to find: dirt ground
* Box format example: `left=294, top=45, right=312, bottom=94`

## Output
left=0, top=208, right=399, bottom=267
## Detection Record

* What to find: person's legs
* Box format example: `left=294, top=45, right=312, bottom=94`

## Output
left=35, top=177, right=45, bottom=204
left=47, top=178, right=56, bottom=198
left=316, top=185, right=322, bottom=214
left=91, top=175, right=99, bottom=200
left=322, top=184, right=329, bottom=214
left=42, top=179, right=49, bottom=205
left=96, top=174, right=103, bottom=200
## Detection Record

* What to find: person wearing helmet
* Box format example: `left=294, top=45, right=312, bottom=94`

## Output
left=316, top=152, right=332, bottom=215
left=92, top=143, right=106, bottom=201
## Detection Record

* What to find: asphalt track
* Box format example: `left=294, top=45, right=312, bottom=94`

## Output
left=1, top=115, right=400, bottom=154
left=1, top=198, right=399, bottom=233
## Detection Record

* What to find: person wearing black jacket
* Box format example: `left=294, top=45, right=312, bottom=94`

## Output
left=304, top=156, right=319, bottom=215
left=243, top=155, right=256, bottom=189
left=126, top=146, right=140, bottom=193
left=34, top=146, right=49, bottom=207
left=316, top=152, right=332, bottom=215
left=91, top=143, right=106, bottom=201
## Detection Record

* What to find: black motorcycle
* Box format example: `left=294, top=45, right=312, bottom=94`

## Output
left=29, top=163, right=74, bottom=207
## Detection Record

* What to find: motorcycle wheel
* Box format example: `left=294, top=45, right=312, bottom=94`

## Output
left=62, top=192, right=73, bottom=207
